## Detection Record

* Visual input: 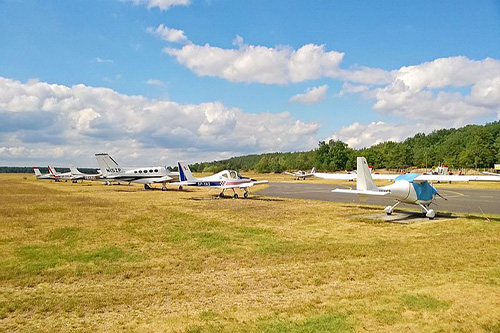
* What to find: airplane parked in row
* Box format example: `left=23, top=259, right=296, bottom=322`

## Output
left=95, top=153, right=179, bottom=190
left=68, top=166, right=102, bottom=181
left=175, top=161, right=268, bottom=198
left=48, top=165, right=83, bottom=183
left=320, top=157, right=500, bottom=219
left=285, top=168, right=316, bottom=180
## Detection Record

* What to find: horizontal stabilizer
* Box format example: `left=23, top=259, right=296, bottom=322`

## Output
left=332, top=189, right=389, bottom=196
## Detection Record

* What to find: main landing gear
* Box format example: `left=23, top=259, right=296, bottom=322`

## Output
left=384, top=201, right=436, bottom=220
left=419, top=203, right=435, bottom=220
left=218, top=188, right=250, bottom=199
left=144, top=184, right=152, bottom=190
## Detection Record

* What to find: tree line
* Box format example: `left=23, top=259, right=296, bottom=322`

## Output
left=189, top=121, right=500, bottom=173
left=2, top=121, right=499, bottom=174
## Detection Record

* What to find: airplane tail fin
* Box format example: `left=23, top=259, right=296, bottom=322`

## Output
left=356, top=157, right=378, bottom=191
left=69, top=165, right=83, bottom=176
left=311, top=167, right=316, bottom=174
left=69, top=165, right=83, bottom=175
left=177, top=161, right=196, bottom=182
left=48, top=165, right=57, bottom=176
left=95, top=153, right=122, bottom=176
left=33, top=167, right=42, bottom=176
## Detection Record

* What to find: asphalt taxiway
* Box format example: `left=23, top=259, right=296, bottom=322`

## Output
left=258, top=182, right=500, bottom=215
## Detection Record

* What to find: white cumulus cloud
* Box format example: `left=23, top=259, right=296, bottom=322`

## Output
left=0, top=77, right=320, bottom=166
left=290, top=85, right=328, bottom=104
left=147, top=24, right=188, bottom=43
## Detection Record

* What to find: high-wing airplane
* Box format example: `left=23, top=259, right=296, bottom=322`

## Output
left=95, top=153, right=179, bottom=190
left=175, top=161, right=268, bottom=198
left=33, top=167, right=53, bottom=180
left=285, top=168, right=316, bottom=180
left=321, top=157, right=500, bottom=219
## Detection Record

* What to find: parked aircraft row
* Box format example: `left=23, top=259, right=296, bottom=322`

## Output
left=34, top=154, right=499, bottom=216
left=34, top=153, right=269, bottom=199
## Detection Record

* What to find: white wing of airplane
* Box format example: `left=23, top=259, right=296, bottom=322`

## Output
left=413, top=174, right=500, bottom=182
left=313, top=172, right=398, bottom=180
left=332, top=189, right=390, bottom=196
left=313, top=172, right=356, bottom=180
left=214, top=180, right=269, bottom=189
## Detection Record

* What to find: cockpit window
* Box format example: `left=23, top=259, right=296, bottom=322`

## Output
left=229, top=171, right=238, bottom=179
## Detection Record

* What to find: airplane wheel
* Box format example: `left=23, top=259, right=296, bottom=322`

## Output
left=219, top=192, right=224, bottom=198
left=162, top=187, right=167, bottom=191
left=386, top=212, right=392, bottom=216
left=144, top=184, right=151, bottom=190
left=179, top=186, right=183, bottom=190
left=233, top=193, right=239, bottom=199
left=244, top=192, right=249, bottom=199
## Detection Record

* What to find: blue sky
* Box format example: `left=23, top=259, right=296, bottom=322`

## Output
left=0, top=0, right=499, bottom=167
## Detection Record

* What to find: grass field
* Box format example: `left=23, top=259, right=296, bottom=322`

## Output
left=1, top=174, right=500, bottom=332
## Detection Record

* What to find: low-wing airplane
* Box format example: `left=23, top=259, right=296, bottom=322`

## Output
left=175, top=161, right=268, bottom=198
left=95, top=153, right=179, bottom=190
left=322, top=157, right=500, bottom=219
left=285, top=168, right=316, bottom=180
left=33, top=167, right=53, bottom=180
left=48, top=165, right=75, bottom=182
left=68, top=166, right=102, bottom=181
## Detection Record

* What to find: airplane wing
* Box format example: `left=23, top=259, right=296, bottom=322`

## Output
left=315, top=172, right=400, bottom=181
left=414, top=174, right=500, bottom=182
left=371, top=174, right=399, bottom=180
left=217, top=180, right=269, bottom=189
left=148, top=176, right=174, bottom=183
left=332, top=189, right=390, bottom=196
left=313, top=172, right=356, bottom=180
left=284, top=172, right=296, bottom=176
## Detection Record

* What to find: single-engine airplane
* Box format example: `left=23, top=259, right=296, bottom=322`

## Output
left=95, top=153, right=179, bottom=190
left=285, top=168, right=316, bottom=180
left=322, top=157, right=500, bottom=219
left=175, top=161, right=268, bottom=198
left=68, top=166, right=102, bottom=182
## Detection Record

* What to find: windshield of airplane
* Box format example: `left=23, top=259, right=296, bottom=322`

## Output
left=229, top=171, right=238, bottom=179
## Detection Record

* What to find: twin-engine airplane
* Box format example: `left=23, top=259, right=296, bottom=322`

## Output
left=318, top=157, right=500, bottom=219
left=285, top=168, right=316, bottom=180
left=95, top=153, right=179, bottom=190
left=175, top=161, right=268, bottom=198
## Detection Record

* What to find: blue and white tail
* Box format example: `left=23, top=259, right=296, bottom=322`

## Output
left=177, top=161, right=196, bottom=182
left=311, top=167, right=316, bottom=174
left=356, top=157, right=378, bottom=191
left=95, top=153, right=123, bottom=176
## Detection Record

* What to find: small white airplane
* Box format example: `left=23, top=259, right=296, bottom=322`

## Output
left=33, top=167, right=53, bottom=180
left=285, top=168, right=316, bottom=180
left=68, top=166, right=102, bottom=182
left=320, top=157, right=500, bottom=219
left=95, top=153, right=179, bottom=190
left=47, top=165, right=76, bottom=182
left=175, top=161, right=268, bottom=198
